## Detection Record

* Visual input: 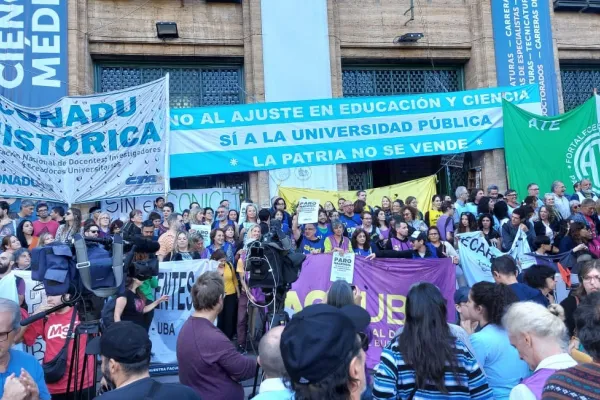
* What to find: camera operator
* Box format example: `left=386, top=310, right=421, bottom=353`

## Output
left=21, top=293, right=95, bottom=400
left=134, top=221, right=161, bottom=331
left=114, top=224, right=165, bottom=333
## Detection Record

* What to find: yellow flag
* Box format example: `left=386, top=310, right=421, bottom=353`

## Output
left=278, top=175, right=436, bottom=214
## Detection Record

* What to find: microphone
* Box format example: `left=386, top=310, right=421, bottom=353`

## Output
left=20, top=302, right=71, bottom=326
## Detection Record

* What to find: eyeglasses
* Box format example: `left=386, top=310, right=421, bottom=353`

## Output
left=89, top=229, right=99, bottom=233
left=573, top=205, right=580, bottom=209
left=583, top=276, right=600, bottom=283
left=0, top=329, right=14, bottom=342
left=38, top=209, right=48, bottom=213
left=531, top=188, right=539, bottom=191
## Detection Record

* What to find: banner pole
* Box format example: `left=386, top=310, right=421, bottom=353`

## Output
left=164, top=73, right=171, bottom=198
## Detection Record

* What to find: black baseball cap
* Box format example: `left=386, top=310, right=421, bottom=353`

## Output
left=86, top=321, right=151, bottom=363
left=280, top=303, right=370, bottom=385
left=408, top=231, right=427, bottom=242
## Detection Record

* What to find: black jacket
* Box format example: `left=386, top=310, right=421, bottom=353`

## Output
left=163, top=251, right=202, bottom=262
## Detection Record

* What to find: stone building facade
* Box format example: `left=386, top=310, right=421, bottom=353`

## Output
left=66, top=0, right=600, bottom=207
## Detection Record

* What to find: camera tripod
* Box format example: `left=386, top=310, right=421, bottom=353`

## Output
left=248, top=285, right=291, bottom=399
left=21, top=296, right=102, bottom=400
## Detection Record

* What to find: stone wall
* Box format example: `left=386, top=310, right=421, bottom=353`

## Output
left=68, top=0, right=600, bottom=202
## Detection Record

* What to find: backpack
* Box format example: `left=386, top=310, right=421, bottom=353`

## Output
left=31, top=243, right=77, bottom=296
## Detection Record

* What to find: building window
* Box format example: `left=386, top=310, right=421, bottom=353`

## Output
left=342, top=67, right=464, bottom=191
left=560, top=67, right=600, bottom=112
left=95, top=63, right=248, bottom=196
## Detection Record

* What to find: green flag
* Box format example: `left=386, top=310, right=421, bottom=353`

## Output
left=502, top=96, right=600, bottom=197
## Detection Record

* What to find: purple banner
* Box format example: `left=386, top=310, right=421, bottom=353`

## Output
left=286, top=254, right=456, bottom=368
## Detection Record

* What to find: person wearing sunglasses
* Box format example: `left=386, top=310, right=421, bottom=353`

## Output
left=570, top=200, right=581, bottom=216
left=55, top=208, right=82, bottom=243
left=83, top=222, right=100, bottom=238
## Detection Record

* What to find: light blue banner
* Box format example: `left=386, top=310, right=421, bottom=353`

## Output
left=169, top=85, right=541, bottom=178
left=0, top=0, right=68, bottom=107
left=490, top=0, right=559, bottom=116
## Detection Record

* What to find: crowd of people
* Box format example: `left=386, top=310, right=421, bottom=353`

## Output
left=0, top=177, right=599, bottom=399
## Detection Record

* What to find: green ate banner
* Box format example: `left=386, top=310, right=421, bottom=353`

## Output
left=502, top=97, right=600, bottom=196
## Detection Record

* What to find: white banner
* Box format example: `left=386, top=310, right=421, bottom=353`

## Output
left=101, top=188, right=241, bottom=220
left=150, top=259, right=218, bottom=364
left=457, top=229, right=532, bottom=286
left=297, top=198, right=319, bottom=224
left=457, top=232, right=500, bottom=286
left=0, top=78, right=169, bottom=204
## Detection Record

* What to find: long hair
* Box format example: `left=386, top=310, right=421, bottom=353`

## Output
left=16, top=219, right=33, bottom=248
left=125, top=276, right=146, bottom=302
left=350, top=228, right=371, bottom=251
left=457, top=213, right=477, bottom=233
left=398, top=282, right=460, bottom=393
left=493, top=200, right=509, bottom=221
left=173, top=231, right=191, bottom=255
left=477, top=197, right=493, bottom=215
left=470, top=282, right=518, bottom=326
left=375, top=210, right=389, bottom=229
left=569, top=222, right=589, bottom=244
left=67, top=208, right=82, bottom=234
left=477, top=213, right=494, bottom=231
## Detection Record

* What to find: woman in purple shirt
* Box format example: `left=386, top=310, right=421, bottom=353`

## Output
left=324, top=220, right=352, bottom=253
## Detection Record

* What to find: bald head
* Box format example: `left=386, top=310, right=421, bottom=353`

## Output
left=258, top=325, right=286, bottom=379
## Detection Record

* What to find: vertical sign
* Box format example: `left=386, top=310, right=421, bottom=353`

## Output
left=490, top=0, right=558, bottom=116
left=0, top=0, right=68, bottom=107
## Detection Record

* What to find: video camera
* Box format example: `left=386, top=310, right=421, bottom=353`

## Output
left=245, top=219, right=305, bottom=289
left=30, top=233, right=159, bottom=299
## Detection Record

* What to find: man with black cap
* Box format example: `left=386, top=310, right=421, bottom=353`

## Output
left=279, top=303, right=370, bottom=400
left=87, top=321, right=200, bottom=399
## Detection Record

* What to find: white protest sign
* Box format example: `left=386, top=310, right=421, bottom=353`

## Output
left=150, top=259, right=218, bottom=364
left=0, top=78, right=169, bottom=204
left=191, top=224, right=211, bottom=248
left=14, top=271, right=47, bottom=362
left=238, top=202, right=251, bottom=225
left=330, top=252, right=355, bottom=283
left=297, top=198, right=319, bottom=224
left=102, top=188, right=240, bottom=220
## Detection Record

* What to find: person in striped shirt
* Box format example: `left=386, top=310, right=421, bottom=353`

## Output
left=373, top=282, right=493, bottom=400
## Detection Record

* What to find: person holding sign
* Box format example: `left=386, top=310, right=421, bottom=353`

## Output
left=324, top=221, right=353, bottom=254
left=292, top=216, right=325, bottom=255
left=351, top=229, right=376, bottom=260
